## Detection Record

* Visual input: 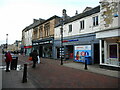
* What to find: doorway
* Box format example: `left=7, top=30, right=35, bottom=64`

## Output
left=94, top=44, right=100, bottom=64
left=39, top=46, right=43, bottom=57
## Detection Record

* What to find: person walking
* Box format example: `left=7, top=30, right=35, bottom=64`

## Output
left=30, top=50, right=38, bottom=68
left=5, top=51, right=12, bottom=72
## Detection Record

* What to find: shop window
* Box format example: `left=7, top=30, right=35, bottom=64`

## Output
left=109, top=44, right=117, bottom=58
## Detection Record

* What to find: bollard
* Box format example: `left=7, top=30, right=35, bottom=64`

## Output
left=84, top=59, right=88, bottom=70
left=22, top=64, right=27, bottom=83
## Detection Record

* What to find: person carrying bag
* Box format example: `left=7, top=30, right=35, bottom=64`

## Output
left=29, top=50, right=38, bottom=68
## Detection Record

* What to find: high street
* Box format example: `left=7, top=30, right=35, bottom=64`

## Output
left=1, top=53, right=119, bottom=89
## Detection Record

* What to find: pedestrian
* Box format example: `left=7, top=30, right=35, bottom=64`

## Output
left=5, top=51, right=12, bottom=72
left=29, top=50, right=38, bottom=68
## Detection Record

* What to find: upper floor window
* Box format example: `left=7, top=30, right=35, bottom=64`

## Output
left=44, top=22, right=50, bottom=37
left=69, top=24, right=72, bottom=32
left=93, top=16, right=98, bottom=26
left=80, top=20, right=84, bottom=30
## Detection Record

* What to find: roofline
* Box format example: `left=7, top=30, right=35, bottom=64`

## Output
left=55, top=5, right=100, bottom=28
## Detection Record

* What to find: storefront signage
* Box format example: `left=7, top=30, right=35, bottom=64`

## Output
left=39, top=41, right=52, bottom=44
left=74, top=45, right=91, bottom=62
left=24, top=46, right=32, bottom=48
left=62, top=39, right=78, bottom=43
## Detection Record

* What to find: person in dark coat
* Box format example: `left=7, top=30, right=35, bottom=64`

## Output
left=5, top=51, right=12, bottom=72
left=30, top=50, right=38, bottom=68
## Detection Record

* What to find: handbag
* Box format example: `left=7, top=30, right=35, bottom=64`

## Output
left=37, top=56, right=40, bottom=64
left=29, top=57, right=32, bottom=61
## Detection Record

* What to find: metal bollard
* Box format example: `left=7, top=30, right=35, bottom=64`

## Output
left=84, top=59, right=88, bottom=70
left=22, top=64, right=27, bottom=83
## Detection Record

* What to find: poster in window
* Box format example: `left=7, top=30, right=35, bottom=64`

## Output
left=74, top=45, right=91, bottom=62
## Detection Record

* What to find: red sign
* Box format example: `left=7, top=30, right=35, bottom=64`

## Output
left=24, top=46, right=32, bottom=48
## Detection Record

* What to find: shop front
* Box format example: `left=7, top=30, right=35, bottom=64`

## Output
left=96, top=29, right=120, bottom=70
left=54, top=33, right=100, bottom=64
left=32, top=37, right=54, bottom=58
left=24, top=46, right=32, bottom=56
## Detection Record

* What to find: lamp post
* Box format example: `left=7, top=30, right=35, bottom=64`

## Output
left=6, top=34, right=8, bottom=50
left=60, top=19, right=64, bottom=65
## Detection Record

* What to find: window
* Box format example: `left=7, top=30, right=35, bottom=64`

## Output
left=80, top=20, right=84, bottom=30
left=109, top=44, right=118, bottom=58
left=93, top=16, right=98, bottom=26
left=69, top=24, right=72, bottom=32
left=44, top=22, right=50, bottom=37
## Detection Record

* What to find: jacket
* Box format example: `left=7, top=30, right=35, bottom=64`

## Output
left=30, top=51, right=38, bottom=61
left=5, top=52, right=12, bottom=62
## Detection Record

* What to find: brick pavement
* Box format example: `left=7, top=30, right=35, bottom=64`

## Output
left=1, top=55, right=120, bottom=89
left=24, top=57, right=119, bottom=88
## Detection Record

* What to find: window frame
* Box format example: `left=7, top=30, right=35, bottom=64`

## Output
left=80, top=20, right=84, bottom=30
left=92, top=16, right=98, bottom=27
left=108, top=43, right=118, bottom=59
left=69, top=24, right=72, bottom=32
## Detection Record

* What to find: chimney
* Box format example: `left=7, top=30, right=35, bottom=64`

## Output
left=33, top=19, right=39, bottom=23
left=62, top=9, right=67, bottom=21
left=75, top=10, right=78, bottom=15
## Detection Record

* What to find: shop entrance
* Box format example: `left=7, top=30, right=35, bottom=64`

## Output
left=39, top=46, right=43, bottom=57
left=94, top=44, right=100, bottom=64
left=66, top=45, right=74, bottom=59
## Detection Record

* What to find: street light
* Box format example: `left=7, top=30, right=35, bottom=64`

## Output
left=60, top=19, right=64, bottom=65
left=6, top=34, right=8, bottom=49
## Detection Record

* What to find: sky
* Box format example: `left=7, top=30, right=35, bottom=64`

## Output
left=0, top=0, right=100, bottom=45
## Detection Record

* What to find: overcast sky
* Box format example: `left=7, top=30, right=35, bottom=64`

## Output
left=0, top=0, right=100, bottom=45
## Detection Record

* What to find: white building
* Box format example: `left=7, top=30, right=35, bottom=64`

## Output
left=54, top=6, right=101, bottom=64
left=22, top=19, right=45, bottom=55
left=96, top=0, right=120, bottom=69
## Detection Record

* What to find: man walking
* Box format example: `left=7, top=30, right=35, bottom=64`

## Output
left=30, top=50, right=38, bottom=68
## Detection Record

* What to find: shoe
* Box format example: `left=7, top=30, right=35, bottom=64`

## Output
left=6, top=70, right=10, bottom=72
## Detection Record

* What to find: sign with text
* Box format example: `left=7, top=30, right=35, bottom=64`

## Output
left=74, top=45, right=91, bottom=62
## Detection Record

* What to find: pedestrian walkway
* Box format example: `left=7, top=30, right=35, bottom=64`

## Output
left=63, top=62, right=119, bottom=78
left=2, top=69, right=36, bottom=88
left=1, top=54, right=37, bottom=89
left=1, top=55, right=119, bottom=88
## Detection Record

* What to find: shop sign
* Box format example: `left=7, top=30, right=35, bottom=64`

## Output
left=33, top=43, right=39, bottom=45
left=74, top=45, right=91, bottom=62
left=39, top=41, right=52, bottom=44
left=24, top=46, right=32, bottom=48
left=62, top=39, right=78, bottom=43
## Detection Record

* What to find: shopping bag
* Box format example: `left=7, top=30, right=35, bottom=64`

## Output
left=28, top=57, right=32, bottom=61
left=37, top=56, right=40, bottom=64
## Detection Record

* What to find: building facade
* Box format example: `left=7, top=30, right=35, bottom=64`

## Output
left=32, top=15, right=61, bottom=58
left=54, top=6, right=100, bottom=64
left=21, top=19, right=45, bottom=55
left=96, top=0, right=120, bottom=69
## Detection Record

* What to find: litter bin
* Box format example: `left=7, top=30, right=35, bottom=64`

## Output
left=11, top=56, right=18, bottom=70
left=85, top=56, right=91, bottom=64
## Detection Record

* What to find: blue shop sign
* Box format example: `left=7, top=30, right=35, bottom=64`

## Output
left=68, top=39, right=79, bottom=42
